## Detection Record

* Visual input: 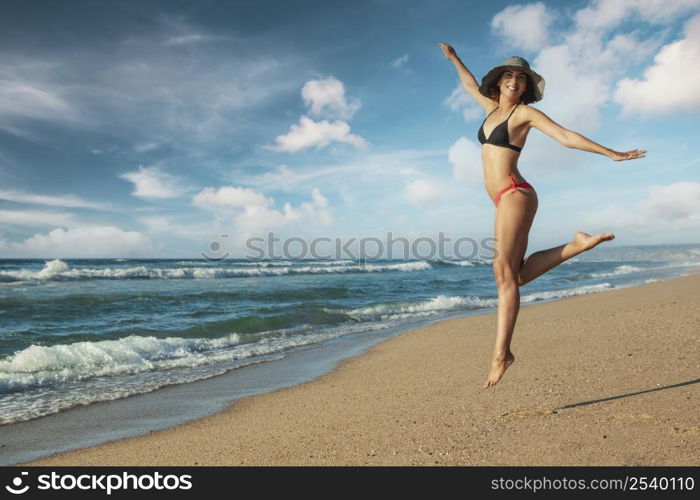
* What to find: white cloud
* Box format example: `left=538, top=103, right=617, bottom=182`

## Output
left=219, top=187, right=336, bottom=253
left=301, top=77, right=361, bottom=120
left=532, top=45, right=609, bottom=130
left=270, top=77, right=366, bottom=153
left=0, top=15, right=303, bottom=147
left=0, top=189, right=106, bottom=209
left=646, top=182, right=700, bottom=220
left=581, top=181, right=700, bottom=234
left=230, top=164, right=295, bottom=188
left=139, top=215, right=174, bottom=232
left=97, top=52, right=295, bottom=144
left=531, top=26, right=660, bottom=130
left=574, top=0, right=700, bottom=32
left=156, top=13, right=224, bottom=46
left=484, top=0, right=683, bottom=133
left=192, top=185, right=333, bottom=232
left=227, top=149, right=445, bottom=193
left=158, top=14, right=229, bottom=47
left=163, top=34, right=224, bottom=46
left=614, top=14, right=700, bottom=114
left=192, top=186, right=273, bottom=211
left=0, top=209, right=77, bottom=227
left=269, top=115, right=368, bottom=153
left=448, top=137, right=483, bottom=184
left=574, top=0, right=635, bottom=31
left=119, top=166, right=187, bottom=199
left=443, top=84, right=482, bottom=122
left=310, top=187, right=329, bottom=208
left=516, top=130, right=580, bottom=177
left=299, top=188, right=333, bottom=226
left=391, top=53, right=409, bottom=68
left=404, top=180, right=441, bottom=207
left=0, top=226, right=154, bottom=258
left=491, top=2, right=555, bottom=52
left=0, top=79, right=77, bottom=123
left=134, top=141, right=162, bottom=153
left=138, top=215, right=212, bottom=240
left=0, top=73, right=81, bottom=139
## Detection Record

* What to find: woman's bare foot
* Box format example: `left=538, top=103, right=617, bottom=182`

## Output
left=483, top=351, right=515, bottom=389
left=572, top=231, right=615, bottom=253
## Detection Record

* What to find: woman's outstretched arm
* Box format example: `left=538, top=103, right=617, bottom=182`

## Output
left=527, top=107, right=646, bottom=161
left=439, top=42, right=497, bottom=112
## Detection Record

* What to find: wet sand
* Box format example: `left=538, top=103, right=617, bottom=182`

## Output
left=27, top=273, right=700, bottom=466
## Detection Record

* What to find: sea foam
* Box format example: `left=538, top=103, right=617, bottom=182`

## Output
left=0, top=258, right=434, bottom=282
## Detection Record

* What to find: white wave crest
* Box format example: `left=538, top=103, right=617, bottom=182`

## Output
left=439, top=259, right=476, bottom=267
left=0, top=333, right=242, bottom=391
left=588, top=265, right=643, bottom=278
left=36, top=258, right=68, bottom=278
left=521, top=283, right=613, bottom=303
left=0, top=319, right=404, bottom=424
left=0, top=259, right=432, bottom=282
left=343, top=294, right=496, bottom=321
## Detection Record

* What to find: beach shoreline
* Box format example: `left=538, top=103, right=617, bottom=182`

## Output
left=2, top=311, right=450, bottom=465
left=21, top=271, right=699, bottom=466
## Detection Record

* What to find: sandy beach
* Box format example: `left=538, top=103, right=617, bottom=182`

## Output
left=26, top=273, right=699, bottom=466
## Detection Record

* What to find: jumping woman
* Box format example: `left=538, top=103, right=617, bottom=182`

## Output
left=438, top=43, right=646, bottom=389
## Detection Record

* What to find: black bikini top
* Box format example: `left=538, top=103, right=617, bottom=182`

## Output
left=477, top=104, right=522, bottom=153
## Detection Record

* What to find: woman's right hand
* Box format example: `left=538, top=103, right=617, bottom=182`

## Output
left=439, top=42, right=457, bottom=61
left=608, top=149, right=647, bottom=161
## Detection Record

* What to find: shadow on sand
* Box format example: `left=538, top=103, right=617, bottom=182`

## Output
left=553, top=378, right=700, bottom=412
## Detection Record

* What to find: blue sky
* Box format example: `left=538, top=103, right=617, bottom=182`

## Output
left=1, top=0, right=699, bottom=258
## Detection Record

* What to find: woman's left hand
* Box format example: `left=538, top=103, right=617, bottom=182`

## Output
left=609, top=149, right=646, bottom=161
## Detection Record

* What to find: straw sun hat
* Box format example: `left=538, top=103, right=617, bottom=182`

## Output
left=478, top=56, right=545, bottom=103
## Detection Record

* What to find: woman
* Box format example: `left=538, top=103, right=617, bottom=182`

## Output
left=438, top=43, right=646, bottom=389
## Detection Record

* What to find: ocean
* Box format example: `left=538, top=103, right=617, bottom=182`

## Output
left=1, top=243, right=699, bottom=426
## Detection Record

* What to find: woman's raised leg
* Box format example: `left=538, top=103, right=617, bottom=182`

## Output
left=517, top=232, right=615, bottom=286
left=485, top=188, right=538, bottom=388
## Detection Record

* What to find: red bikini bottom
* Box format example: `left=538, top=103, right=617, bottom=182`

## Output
left=493, top=173, right=536, bottom=207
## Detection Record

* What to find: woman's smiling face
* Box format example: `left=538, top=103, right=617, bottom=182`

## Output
left=498, top=69, right=528, bottom=99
